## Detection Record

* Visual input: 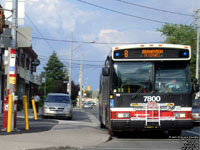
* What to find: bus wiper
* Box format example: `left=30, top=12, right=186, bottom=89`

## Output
left=131, top=86, right=144, bottom=100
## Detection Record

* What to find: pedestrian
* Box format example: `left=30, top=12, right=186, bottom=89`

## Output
left=34, top=93, right=40, bottom=113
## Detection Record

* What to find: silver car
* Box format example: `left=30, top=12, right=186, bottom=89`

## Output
left=43, top=93, right=72, bottom=119
left=83, top=101, right=93, bottom=109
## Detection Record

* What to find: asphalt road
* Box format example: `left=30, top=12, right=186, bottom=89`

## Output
left=0, top=106, right=91, bottom=135
left=0, top=107, right=199, bottom=150
left=0, top=117, right=58, bottom=135
left=74, top=107, right=200, bottom=150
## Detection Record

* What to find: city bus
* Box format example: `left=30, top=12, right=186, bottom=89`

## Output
left=99, top=44, right=199, bottom=135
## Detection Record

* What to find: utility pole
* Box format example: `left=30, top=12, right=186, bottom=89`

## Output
left=196, top=9, right=200, bottom=81
left=44, top=71, right=46, bottom=97
left=195, top=8, right=200, bottom=100
left=68, top=32, right=73, bottom=98
left=6, top=0, right=17, bottom=96
left=79, top=56, right=83, bottom=108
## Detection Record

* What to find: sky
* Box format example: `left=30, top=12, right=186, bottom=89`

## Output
left=0, top=0, right=199, bottom=91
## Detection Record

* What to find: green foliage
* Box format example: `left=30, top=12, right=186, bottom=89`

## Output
left=44, top=52, right=65, bottom=81
left=40, top=51, right=80, bottom=100
left=71, top=81, right=80, bottom=100
left=40, top=52, right=67, bottom=94
left=157, top=24, right=197, bottom=80
left=85, top=91, right=92, bottom=98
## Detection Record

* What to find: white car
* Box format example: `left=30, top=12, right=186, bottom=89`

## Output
left=83, top=101, right=93, bottom=109
left=43, top=93, right=72, bottom=119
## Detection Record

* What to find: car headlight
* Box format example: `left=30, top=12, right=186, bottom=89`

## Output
left=44, top=104, right=49, bottom=109
left=64, top=105, right=71, bottom=110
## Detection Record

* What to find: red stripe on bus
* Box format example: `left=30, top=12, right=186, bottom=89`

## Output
left=110, top=111, right=192, bottom=119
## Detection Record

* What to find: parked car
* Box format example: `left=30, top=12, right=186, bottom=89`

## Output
left=192, top=107, right=200, bottom=122
left=83, top=101, right=93, bottom=109
left=42, top=93, right=72, bottom=119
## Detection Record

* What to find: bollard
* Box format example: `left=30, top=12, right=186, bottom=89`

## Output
left=13, top=96, right=18, bottom=129
left=7, top=95, right=13, bottom=133
left=32, top=99, right=38, bottom=120
left=23, top=96, right=29, bottom=130
left=2, top=96, right=8, bottom=131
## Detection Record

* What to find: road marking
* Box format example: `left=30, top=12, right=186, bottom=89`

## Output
left=185, top=130, right=200, bottom=136
left=85, top=111, right=100, bottom=126
left=52, top=120, right=98, bottom=130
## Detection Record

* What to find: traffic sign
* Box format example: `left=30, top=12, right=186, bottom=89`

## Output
left=31, top=59, right=40, bottom=66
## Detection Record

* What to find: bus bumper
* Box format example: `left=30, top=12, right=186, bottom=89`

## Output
left=110, top=120, right=193, bottom=131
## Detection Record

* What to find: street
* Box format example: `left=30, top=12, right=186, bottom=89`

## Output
left=79, top=107, right=200, bottom=150
left=0, top=106, right=199, bottom=150
left=0, top=1, right=199, bottom=150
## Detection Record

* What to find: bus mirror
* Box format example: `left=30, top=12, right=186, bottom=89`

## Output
left=192, top=79, right=199, bottom=93
left=102, top=67, right=110, bottom=76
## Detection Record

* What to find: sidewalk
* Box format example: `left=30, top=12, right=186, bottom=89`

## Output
left=0, top=108, right=110, bottom=150
left=0, top=108, right=58, bottom=135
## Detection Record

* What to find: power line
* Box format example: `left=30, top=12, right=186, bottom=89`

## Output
left=38, top=55, right=104, bottom=63
left=25, top=13, right=55, bottom=51
left=40, top=61, right=103, bottom=66
left=33, top=36, right=162, bottom=45
left=114, top=0, right=193, bottom=17
left=75, top=0, right=171, bottom=24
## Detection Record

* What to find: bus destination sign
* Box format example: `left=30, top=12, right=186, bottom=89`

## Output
left=142, top=49, right=163, bottom=58
left=113, top=48, right=189, bottom=60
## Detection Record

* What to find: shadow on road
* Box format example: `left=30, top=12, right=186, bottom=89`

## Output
left=0, top=117, right=58, bottom=135
left=110, top=130, right=170, bottom=139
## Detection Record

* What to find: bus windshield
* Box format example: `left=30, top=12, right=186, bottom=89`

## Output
left=112, top=62, right=190, bottom=94
left=112, top=62, right=153, bottom=93
left=155, top=62, right=190, bottom=93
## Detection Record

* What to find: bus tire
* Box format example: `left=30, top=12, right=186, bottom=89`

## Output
left=100, top=122, right=106, bottom=128
left=99, top=115, right=106, bottom=128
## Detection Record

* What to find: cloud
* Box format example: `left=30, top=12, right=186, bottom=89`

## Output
left=26, top=0, right=97, bottom=34
left=78, top=28, right=163, bottom=60
left=99, top=29, right=118, bottom=36
left=97, top=29, right=162, bottom=43
left=16, top=0, right=200, bottom=90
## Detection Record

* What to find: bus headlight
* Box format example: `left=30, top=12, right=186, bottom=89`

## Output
left=174, top=113, right=186, bottom=118
left=118, top=113, right=129, bottom=118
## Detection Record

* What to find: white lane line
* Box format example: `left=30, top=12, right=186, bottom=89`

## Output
left=85, top=111, right=100, bottom=126
left=185, top=130, right=200, bottom=136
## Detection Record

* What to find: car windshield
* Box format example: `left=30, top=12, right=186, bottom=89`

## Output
left=84, top=102, right=92, bottom=105
left=112, top=62, right=153, bottom=93
left=45, top=95, right=70, bottom=103
left=192, top=107, right=200, bottom=113
left=155, top=62, right=190, bottom=94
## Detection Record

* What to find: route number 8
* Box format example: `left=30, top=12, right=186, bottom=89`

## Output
left=124, top=50, right=128, bottom=58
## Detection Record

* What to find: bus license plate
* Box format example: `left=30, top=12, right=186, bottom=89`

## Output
left=146, top=126, right=158, bottom=128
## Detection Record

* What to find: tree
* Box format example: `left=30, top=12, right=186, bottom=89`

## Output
left=157, top=24, right=197, bottom=79
left=71, top=81, right=80, bottom=101
left=40, top=52, right=66, bottom=94
left=40, top=52, right=80, bottom=100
